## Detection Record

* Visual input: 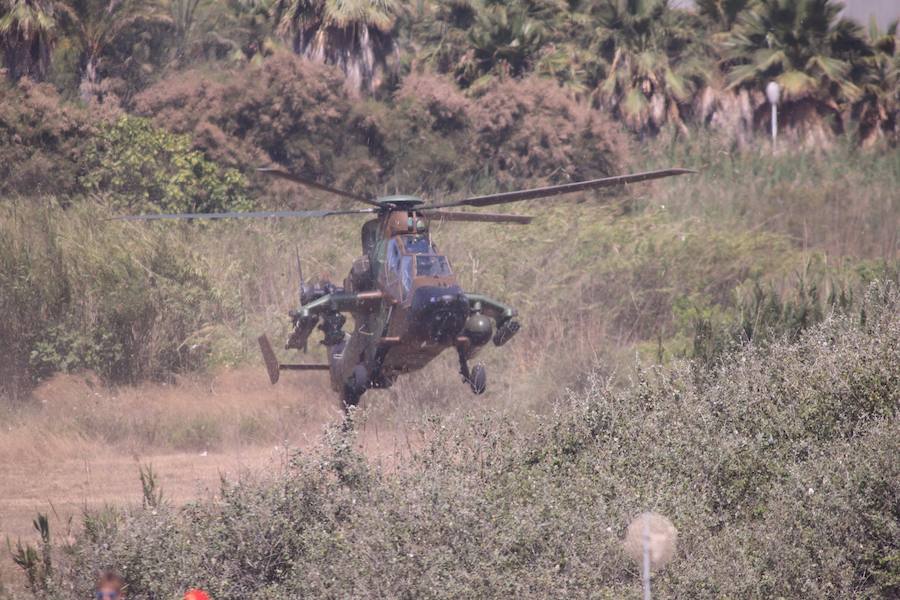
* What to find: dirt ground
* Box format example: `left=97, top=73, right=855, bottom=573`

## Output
left=0, top=370, right=420, bottom=596
left=0, top=446, right=273, bottom=594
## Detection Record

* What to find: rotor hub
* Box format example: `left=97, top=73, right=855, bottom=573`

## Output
left=376, top=195, right=424, bottom=209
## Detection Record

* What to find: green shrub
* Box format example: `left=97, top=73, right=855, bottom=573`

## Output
left=0, top=200, right=235, bottom=396
left=684, top=255, right=899, bottom=367
left=36, top=283, right=899, bottom=599
left=80, top=115, right=251, bottom=213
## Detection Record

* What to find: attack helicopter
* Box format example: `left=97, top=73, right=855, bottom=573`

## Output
left=118, top=167, right=693, bottom=408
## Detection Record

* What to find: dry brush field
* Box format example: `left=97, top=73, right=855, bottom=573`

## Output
left=2, top=135, right=899, bottom=597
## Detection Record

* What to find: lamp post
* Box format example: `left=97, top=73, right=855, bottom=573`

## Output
left=624, top=513, right=678, bottom=600
left=766, top=81, right=781, bottom=152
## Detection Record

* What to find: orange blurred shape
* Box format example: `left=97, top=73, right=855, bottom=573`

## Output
left=183, top=590, right=211, bottom=600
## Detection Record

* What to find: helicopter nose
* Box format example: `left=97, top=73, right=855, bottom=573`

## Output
left=409, top=286, right=469, bottom=344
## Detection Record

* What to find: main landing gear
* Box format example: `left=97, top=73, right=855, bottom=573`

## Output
left=457, top=347, right=487, bottom=395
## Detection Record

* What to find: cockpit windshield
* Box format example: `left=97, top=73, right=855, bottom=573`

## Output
left=387, top=235, right=451, bottom=282
left=402, top=235, right=433, bottom=254
left=416, top=255, right=452, bottom=277
left=386, top=239, right=415, bottom=299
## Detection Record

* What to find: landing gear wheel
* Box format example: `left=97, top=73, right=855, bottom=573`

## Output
left=469, top=364, right=487, bottom=395
left=457, top=347, right=487, bottom=395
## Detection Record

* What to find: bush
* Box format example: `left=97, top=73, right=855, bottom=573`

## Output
left=364, top=71, right=480, bottom=193
left=133, top=61, right=630, bottom=198
left=0, top=80, right=95, bottom=198
left=682, top=255, right=899, bottom=366
left=80, top=116, right=251, bottom=213
left=132, top=53, right=375, bottom=192
left=471, top=76, right=629, bottom=185
left=0, top=200, right=234, bottom=398
left=35, top=284, right=899, bottom=598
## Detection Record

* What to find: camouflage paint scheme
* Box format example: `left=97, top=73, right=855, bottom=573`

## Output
left=268, top=196, right=519, bottom=408
left=119, top=167, right=694, bottom=409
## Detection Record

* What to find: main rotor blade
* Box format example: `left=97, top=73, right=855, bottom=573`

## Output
left=256, top=167, right=382, bottom=208
left=420, top=168, right=696, bottom=210
left=423, top=210, right=533, bottom=224
left=112, top=208, right=378, bottom=221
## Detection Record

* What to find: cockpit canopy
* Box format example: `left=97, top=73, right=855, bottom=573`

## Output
left=415, top=255, right=451, bottom=277
left=402, top=235, right=432, bottom=254
left=385, top=234, right=453, bottom=299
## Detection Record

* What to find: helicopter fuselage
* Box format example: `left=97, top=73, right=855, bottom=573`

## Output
left=119, top=165, right=694, bottom=412
left=277, top=197, right=519, bottom=408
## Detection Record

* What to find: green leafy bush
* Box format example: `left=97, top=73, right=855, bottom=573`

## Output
left=80, top=115, right=251, bottom=213
left=0, top=200, right=235, bottom=397
left=34, top=284, right=899, bottom=598
left=683, top=255, right=899, bottom=366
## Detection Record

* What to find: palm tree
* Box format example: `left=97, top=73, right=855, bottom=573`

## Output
left=0, top=0, right=56, bottom=81
left=695, top=0, right=756, bottom=31
left=591, top=0, right=711, bottom=135
left=723, top=0, right=869, bottom=136
left=164, top=0, right=202, bottom=64
left=413, top=0, right=479, bottom=76
left=175, top=0, right=278, bottom=65
left=273, top=0, right=401, bottom=94
left=457, top=2, right=546, bottom=88
left=415, top=0, right=569, bottom=91
left=55, top=0, right=169, bottom=98
left=851, top=19, right=899, bottom=145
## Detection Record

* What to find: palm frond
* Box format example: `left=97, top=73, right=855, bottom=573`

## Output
left=664, top=65, right=690, bottom=100
left=622, top=86, right=649, bottom=122
left=775, top=69, right=817, bottom=100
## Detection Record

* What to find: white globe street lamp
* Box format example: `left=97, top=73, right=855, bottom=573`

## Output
left=766, top=81, right=781, bottom=151
left=624, top=513, right=678, bottom=600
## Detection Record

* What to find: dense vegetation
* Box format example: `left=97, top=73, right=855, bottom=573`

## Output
left=1, top=0, right=896, bottom=438
left=1, top=0, right=898, bottom=143
left=11, top=284, right=900, bottom=598
left=1, top=0, right=898, bottom=398
left=2, top=138, right=897, bottom=403
left=1, top=1, right=898, bottom=597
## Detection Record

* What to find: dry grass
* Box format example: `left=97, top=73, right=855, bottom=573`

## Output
left=8, top=283, right=896, bottom=599
left=647, top=134, right=899, bottom=261
left=0, top=368, right=425, bottom=596
left=0, top=366, right=442, bottom=460
left=1, top=140, right=897, bottom=597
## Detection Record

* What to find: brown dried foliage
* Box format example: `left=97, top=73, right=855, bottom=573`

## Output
left=134, top=63, right=628, bottom=196
left=133, top=53, right=380, bottom=193
left=472, top=76, right=629, bottom=185
left=0, top=80, right=96, bottom=197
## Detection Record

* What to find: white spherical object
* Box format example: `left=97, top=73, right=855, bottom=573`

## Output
left=623, top=512, right=678, bottom=571
left=766, top=81, right=781, bottom=105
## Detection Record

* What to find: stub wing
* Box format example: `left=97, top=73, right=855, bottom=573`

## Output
left=285, top=290, right=386, bottom=352
left=262, top=291, right=386, bottom=383
left=295, top=290, right=385, bottom=318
